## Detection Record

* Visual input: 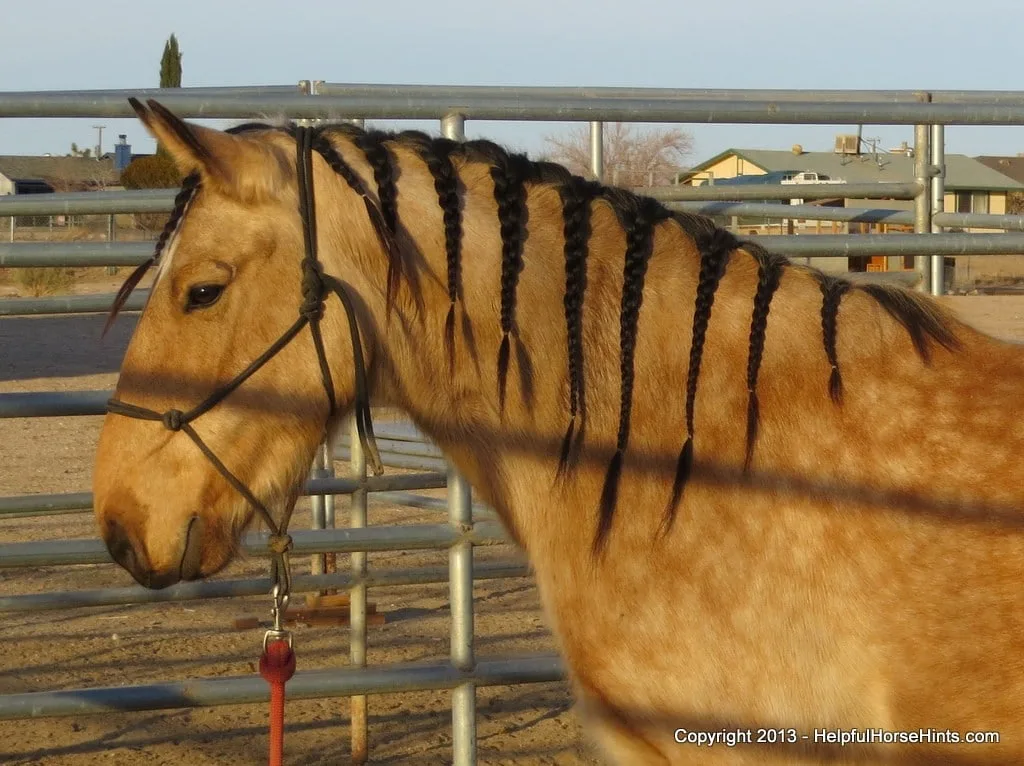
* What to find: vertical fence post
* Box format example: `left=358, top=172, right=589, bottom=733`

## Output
left=590, top=121, right=604, bottom=183
left=297, top=79, right=325, bottom=128
left=348, top=417, right=368, bottom=764
left=439, top=110, right=476, bottom=765
left=930, top=124, right=946, bottom=296
left=105, top=214, right=117, bottom=275
left=322, top=440, right=338, bottom=590
left=913, top=121, right=932, bottom=292
left=441, top=112, right=466, bottom=143
left=448, top=465, right=476, bottom=766
left=309, top=442, right=330, bottom=577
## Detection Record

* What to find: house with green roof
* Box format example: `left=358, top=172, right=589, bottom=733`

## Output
left=677, top=143, right=1024, bottom=280
left=678, top=144, right=1024, bottom=219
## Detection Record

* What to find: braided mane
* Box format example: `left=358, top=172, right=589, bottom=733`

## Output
left=110, top=119, right=962, bottom=552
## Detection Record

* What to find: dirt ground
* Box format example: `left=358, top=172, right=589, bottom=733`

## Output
left=3, top=281, right=1024, bottom=766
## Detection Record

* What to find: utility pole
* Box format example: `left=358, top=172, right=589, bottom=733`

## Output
left=92, top=125, right=106, bottom=160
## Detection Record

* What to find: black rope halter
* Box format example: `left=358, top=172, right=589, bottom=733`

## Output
left=106, top=125, right=385, bottom=593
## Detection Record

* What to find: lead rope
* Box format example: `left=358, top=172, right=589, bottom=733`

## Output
left=256, top=125, right=316, bottom=766
left=255, top=127, right=386, bottom=766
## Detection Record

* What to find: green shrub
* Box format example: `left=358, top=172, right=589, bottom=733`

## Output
left=121, top=154, right=182, bottom=232
left=120, top=154, right=181, bottom=189
left=16, top=267, right=76, bottom=297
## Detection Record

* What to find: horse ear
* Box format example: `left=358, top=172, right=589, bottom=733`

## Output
left=128, top=98, right=292, bottom=201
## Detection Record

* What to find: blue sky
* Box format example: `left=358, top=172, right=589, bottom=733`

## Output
left=2, top=0, right=1024, bottom=165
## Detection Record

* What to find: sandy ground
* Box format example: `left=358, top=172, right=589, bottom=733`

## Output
left=3, top=283, right=1024, bottom=766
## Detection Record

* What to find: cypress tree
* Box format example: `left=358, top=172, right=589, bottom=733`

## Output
left=160, top=34, right=182, bottom=89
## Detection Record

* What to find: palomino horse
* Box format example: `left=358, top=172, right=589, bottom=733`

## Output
left=93, top=99, right=1024, bottom=765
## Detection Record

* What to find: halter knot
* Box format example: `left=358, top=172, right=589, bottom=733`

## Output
left=162, top=409, right=185, bottom=431
left=299, top=262, right=326, bottom=320
left=268, top=533, right=293, bottom=556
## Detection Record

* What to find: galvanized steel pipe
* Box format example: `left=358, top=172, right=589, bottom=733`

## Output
left=0, top=521, right=512, bottom=568
left=449, top=466, right=476, bottom=765
left=12, top=90, right=1024, bottom=125
left=0, top=563, right=530, bottom=613
left=0, top=655, right=564, bottom=720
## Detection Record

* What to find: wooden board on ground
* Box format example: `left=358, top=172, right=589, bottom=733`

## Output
left=231, top=594, right=382, bottom=630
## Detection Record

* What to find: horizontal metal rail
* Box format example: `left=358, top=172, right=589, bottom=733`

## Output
left=0, top=292, right=147, bottom=317
left=0, top=189, right=175, bottom=216
left=673, top=201, right=915, bottom=226
left=932, top=211, right=1024, bottom=231
left=645, top=183, right=921, bottom=202
left=0, top=213, right=1020, bottom=273
left=0, top=487, right=487, bottom=524
left=309, top=83, right=1024, bottom=106
left=13, top=90, right=1024, bottom=125
left=305, top=473, right=448, bottom=495
left=0, top=390, right=110, bottom=417
left=335, top=434, right=443, bottom=462
left=0, top=184, right=920, bottom=220
left=0, top=242, right=152, bottom=268
left=334, top=448, right=446, bottom=474
left=0, top=654, right=563, bottom=720
left=748, top=232, right=1024, bottom=256
left=0, top=521, right=511, bottom=568
left=0, top=491, right=92, bottom=515
left=0, top=474, right=446, bottom=516
left=671, top=201, right=1024, bottom=231
left=19, top=83, right=1024, bottom=107
left=0, top=561, right=527, bottom=613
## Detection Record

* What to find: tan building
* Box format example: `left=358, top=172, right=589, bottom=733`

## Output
left=677, top=141, right=1024, bottom=280
left=680, top=144, right=1022, bottom=218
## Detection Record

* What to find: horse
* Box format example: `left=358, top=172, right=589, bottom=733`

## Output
left=92, top=98, right=1024, bottom=765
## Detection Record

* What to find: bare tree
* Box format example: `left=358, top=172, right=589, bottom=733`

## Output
left=543, top=122, right=693, bottom=187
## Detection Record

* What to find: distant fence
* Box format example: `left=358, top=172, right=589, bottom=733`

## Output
left=5, top=83, right=1024, bottom=764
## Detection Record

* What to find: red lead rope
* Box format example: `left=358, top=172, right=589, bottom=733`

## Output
left=260, top=639, right=297, bottom=766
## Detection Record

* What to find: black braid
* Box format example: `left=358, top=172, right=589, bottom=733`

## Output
left=311, top=131, right=403, bottom=314
left=154, top=171, right=200, bottom=262
left=818, top=275, right=851, bottom=403
left=395, top=131, right=467, bottom=370
left=491, top=153, right=530, bottom=412
left=353, top=130, right=402, bottom=313
left=556, top=177, right=601, bottom=476
left=104, top=171, right=200, bottom=336
left=661, top=225, right=736, bottom=534
left=423, top=139, right=463, bottom=370
left=594, top=194, right=671, bottom=554
left=743, top=248, right=786, bottom=472
left=310, top=132, right=372, bottom=197
left=353, top=130, right=399, bottom=233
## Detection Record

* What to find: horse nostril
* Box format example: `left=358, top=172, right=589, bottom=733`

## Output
left=104, top=519, right=135, bottom=568
left=179, top=515, right=204, bottom=581
left=101, top=516, right=185, bottom=590
left=103, top=519, right=150, bottom=586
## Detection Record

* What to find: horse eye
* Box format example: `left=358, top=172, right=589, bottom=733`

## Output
left=185, top=284, right=224, bottom=311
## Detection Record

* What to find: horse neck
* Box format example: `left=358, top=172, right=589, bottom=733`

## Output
left=316, top=135, right=647, bottom=554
